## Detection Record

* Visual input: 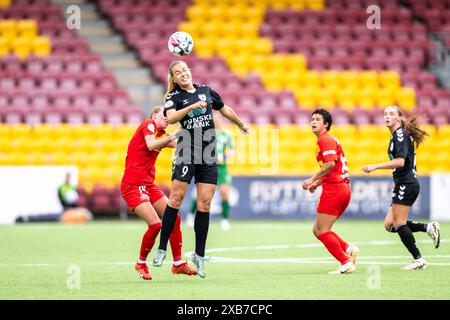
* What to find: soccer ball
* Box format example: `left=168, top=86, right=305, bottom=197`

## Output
left=168, top=31, right=194, bottom=56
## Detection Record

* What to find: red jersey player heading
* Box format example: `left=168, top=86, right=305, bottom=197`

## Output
left=302, top=109, right=359, bottom=275
left=120, top=106, right=197, bottom=280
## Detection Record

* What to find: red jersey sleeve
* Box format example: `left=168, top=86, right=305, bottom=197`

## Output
left=318, top=135, right=338, bottom=163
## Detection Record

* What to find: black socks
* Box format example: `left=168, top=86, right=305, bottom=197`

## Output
left=194, top=211, right=210, bottom=257
left=396, top=224, right=422, bottom=259
left=158, top=205, right=179, bottom=251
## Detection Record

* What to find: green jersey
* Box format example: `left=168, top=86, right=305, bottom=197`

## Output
left=216, top=129, right=233, bottom=165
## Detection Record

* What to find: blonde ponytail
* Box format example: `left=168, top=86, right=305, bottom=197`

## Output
left=164, top=60, right=184, bottom=100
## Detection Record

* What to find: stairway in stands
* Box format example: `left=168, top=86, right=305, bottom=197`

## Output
left=50, top=0, right=165, bottom=114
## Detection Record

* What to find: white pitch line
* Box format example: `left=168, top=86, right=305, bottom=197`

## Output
left=0, top=239, right=448, bottom=268
left=204, top=239, right=448, bottom=254
left=2, top=255, right=450, bottom=267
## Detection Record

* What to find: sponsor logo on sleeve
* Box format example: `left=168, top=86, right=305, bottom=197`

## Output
left=323, top=150, right=337, bottom=156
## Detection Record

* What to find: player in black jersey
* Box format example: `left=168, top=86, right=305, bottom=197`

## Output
left=362, top=106, right=440, bottom=270
left=152, top=60, right=249, bottom=278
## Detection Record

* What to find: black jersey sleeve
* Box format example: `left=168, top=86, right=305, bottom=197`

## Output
left=163, top=93, right=178, bottom=117
left=392, top=129, right=408, bottom=159
left=210, top=88, right=224, bottom=110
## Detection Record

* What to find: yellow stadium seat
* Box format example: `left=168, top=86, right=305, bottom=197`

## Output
left=252, top=38, right=272, bottom=54
left=90, top=152, right=111, bottom=167
left=436, top=125, right=450, bottom=138
left=0, top=20, right=16, bottom=41
left=186, top=5, right=209, bottom=21
left=396, top=88, right=416, bottom=111
left=16, top=20, right=37, bottom=38
left=359, top=71, right=378, bottom=88
left=178, top=21, right=198, bottom=37
left=321, top=71, right=341, bottom=88
left=26, top=152, right=48, bottom=165
left=340, top=71, right=360, bottom=89
left=356, top=86, right=377, bottom=109
left=306, top=0, right=325, bottom=10
left=0, top=124, right=10, bottom=138
left=228, top=54, right=251, bottom=72
left=50, top=151, right=70, bottom=165
left=332, top=124, right=357, bottom=140
left=32, top=36, right=51, bottom=57
left=261, top=71, right=284, bottom=91
left=248, top=54, right=269, bottom=73
left=237, top=23, right=259, bottom=38
left=10, top=123, right=31, bottom=135
left=11, top=37, right=31, bottom=60
left=0, top=37, right=9, bottom=56
left=192, top=37, right=216, bottom=57
left=336, top=86, right=358, bottom=111
left=379, top=71, right=401, bottom=89
left=377, top=88, right=396, bottom=108
left=8, top=137, right=28, bottom=153
left=295, top=87, right=317, bottom=109
left=269, top=0, right=290, bottom=10
left=317, top=87, right=337, bottom=108
left=286, top=54, right=307, bottom=72
left=0, top=0, right=12, bottom=8
left=302, top=71, right=321, bottom=87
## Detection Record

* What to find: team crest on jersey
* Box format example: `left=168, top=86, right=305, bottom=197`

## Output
left=147, top=123, right=155, bottom=134
left=198, top=94, right=207, bottom=102
left=164, top=100, right=174, bottom=109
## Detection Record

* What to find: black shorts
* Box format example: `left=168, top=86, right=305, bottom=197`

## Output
left=172, top=163, right=218, bottom=185
left=392, top=181, right=420, bottom=206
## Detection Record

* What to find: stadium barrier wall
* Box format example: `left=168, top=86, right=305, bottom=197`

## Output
left=182, top=176, right=432, bottom=220
left=430, top=173, right=450, bottom=221
left=0, top=166, right=78, bottom=224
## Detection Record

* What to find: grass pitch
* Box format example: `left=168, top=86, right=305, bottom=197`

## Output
left=0, top=220, right=448, bottom=300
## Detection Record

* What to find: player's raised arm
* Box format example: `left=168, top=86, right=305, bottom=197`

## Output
left=219, top=104, right=249, bottom=134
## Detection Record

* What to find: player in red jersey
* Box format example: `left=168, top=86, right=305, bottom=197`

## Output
left=121, top=106, right=197, bottom=280
left=302, top=109, right=359, bottom=275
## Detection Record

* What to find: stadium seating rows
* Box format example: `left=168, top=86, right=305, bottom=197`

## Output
left=0, top=19, right=51, bottom=59
left=1, top=0, right=450, bottom=212
left=1, top=123, right=450, bottom=191
left=0, top=0, right=141, bottom=125
left=96, top=0, right=450, bottom=125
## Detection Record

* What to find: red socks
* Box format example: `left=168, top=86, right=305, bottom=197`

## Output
left=139, top=222, right=162, bottom=261
left=138, top=215, right=183, bottom=263
left=317, top=231, right=350, bottom=264
left=169, top=214, right=182, bottom=262
left=330, top=231, right=349, bottom=252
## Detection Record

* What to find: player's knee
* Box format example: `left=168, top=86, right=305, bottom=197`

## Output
left=196, top=199, right=212, bottom=212
left=312, top=225, right=321, bottom=237
left=384, top=220, right=396, bottom=232
left=169, top=192, right=184, bottom=208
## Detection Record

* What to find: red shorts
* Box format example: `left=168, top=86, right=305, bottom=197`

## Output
left=120, top=182, right=166, bottom=211
left=317, top=181, right=351, bottom=217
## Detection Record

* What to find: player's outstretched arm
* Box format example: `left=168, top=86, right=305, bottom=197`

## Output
left=361, top=157, right=405, bottom=173
left=145, top=134, right=177, bottom=151
left=220, top=105, right=249, bottom=134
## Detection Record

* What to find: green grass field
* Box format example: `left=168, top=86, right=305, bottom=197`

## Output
left=0, top=220, right=449, bottom=300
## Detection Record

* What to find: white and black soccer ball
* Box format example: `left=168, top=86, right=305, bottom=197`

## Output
left=168, top=31, right=194, bottom=56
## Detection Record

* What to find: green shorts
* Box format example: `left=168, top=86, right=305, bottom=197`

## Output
left=218, top=164, right=232, bottom=186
